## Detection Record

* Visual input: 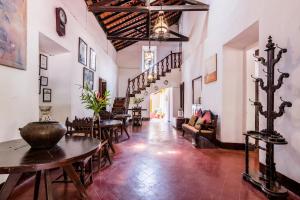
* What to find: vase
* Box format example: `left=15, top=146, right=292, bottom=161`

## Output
left=19, top=121, right=66, bottom=149
left=91, top=112, right=100, bottom=138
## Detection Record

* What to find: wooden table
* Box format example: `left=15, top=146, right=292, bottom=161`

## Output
left=0, top=136, right=101, bottom=200
left=99, top=120, right=122, bottom=153
left=113, top=114, right=131, bottom=140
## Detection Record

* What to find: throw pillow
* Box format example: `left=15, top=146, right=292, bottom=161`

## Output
left=194, top=117, right=205, bottom=130
left=202, top=111, right=212, bottom=124
left=188, top=115, right=198, bottom=126
left=195, top=109, right=202, bottom=117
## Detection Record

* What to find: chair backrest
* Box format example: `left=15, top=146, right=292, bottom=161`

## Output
left=99, top=111, right=112, bottom=120
left=132, top=108, right=142, bottom=117
left=65, top=117, right=93, bottom=137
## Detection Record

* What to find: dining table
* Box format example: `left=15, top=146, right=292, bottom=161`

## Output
left=0, top=136, right=101, bottom=200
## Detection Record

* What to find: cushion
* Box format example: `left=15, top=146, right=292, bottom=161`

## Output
left=195, top=109, right=202, bottom=117
left=194, top=117, right=205, bottom=130
left=202, top=111, right=212, bottom=124
left=188, top=115, right=198, bottom=126
left=182, top=124, right=199, bottom=134
left=200, top=129, right=214, bottom=134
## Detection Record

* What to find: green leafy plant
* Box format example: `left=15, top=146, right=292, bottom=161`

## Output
left=132, top=97, right=144, bottom=107
left=80, top=84, right=110, bottom=114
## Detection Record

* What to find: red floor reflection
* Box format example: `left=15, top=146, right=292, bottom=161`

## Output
left=10, top=121, right=300, bottom=200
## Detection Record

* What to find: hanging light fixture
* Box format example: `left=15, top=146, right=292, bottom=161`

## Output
left=153, top=9, right=169, bottom=39
left=144, top=39, right=153, bottom=63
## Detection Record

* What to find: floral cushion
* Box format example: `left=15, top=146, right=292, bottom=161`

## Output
left=194, top=117, right=205, bottom=130
left=202, top=111, right=212, bottom=124
left=188, top=115, right=198, bottom=126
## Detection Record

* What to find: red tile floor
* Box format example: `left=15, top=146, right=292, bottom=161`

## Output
left=10, top=120, right=300, bottom=200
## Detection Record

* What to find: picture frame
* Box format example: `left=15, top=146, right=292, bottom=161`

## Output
left=39, top=54, right=48, bottom=70
left=83, top=68, right=94, bottom=90
left=40, top=76, right=48, bottom=86
left=192, top=76, right=202, bottom=104
left=89, top=48, right=96, bottom=71
left=43, top=88, right=52, bottom=103
left=0, top=0, right=27, bottom=70
left=204, top=54, right=217, bottom=84
left=78, top=37, right=87, bottom=66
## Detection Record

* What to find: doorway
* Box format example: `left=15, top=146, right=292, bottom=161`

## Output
left=149, top=88, right=171, bottom=122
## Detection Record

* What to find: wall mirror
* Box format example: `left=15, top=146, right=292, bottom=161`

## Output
left=192, top=76, right=202, bottom=104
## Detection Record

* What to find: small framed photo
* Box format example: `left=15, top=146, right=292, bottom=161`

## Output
left=40, top=76, right=48, bottom=86
left=78, top=37, right=87, bottom=66
left=89, top=48, right=96, bottom=71
left=43, top=88, right=52, bottom=103
left=40, top=54, right=48, bottom=70
left=83, top=68, right=94, bottom=90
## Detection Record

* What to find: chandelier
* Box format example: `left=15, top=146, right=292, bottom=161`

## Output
left=153, top=11, right=169, bottom=39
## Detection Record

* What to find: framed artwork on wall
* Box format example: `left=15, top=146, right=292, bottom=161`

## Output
left=192, top=76, right=202, bottom=104
left=78, top=37, right=87, bottom=66
left=89, top=48, right=96, bottom=71
left=40, top=76, right=48, bottom=86
left=43, top=88, right=52, bottom=103
left=0, top=0, right=27, bottom=70
left=204, top=54, right=217, bottom=84
left=83, top=68, right=94, bottom=90
left=39, top=54, right=48, bottom=70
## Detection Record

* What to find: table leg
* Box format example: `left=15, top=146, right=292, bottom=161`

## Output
left=63, top=165, right=88, bottom=199
left=44, top=170, right=53, bottom=200
left=33, top=171, right=41, bottom=200
left=108, top=129, right=116, bottom=153
left=0, top=173, right=22, bottom=200
left=123, top=125, right=130, bottom=139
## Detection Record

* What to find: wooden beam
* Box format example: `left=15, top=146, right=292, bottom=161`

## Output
left=168, top=30, right=188, bottom=40
left=89, top=5, right=209, bottom=13
left=91, top=0, right=117, bottom=7
left=107, top=36, right=189, bottom=42
left=184, top=0, right=208, bottom=6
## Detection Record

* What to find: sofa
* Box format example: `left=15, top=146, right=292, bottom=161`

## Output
left=182, top=110, right=218, bottom=148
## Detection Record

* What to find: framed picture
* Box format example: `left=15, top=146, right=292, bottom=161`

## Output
left=192, top=76, right=202, bottom=104
left=43, top=88, right=52, bottom=103
left=204, top=54, right=217, bottom=84
left=0, top=0, right=27, bottom=70
left=78, top=37, right=87, bottom=66
left=39, top=54, right=48, bottom=70
left=89, top=48, right=96, bottom=71
left=83, top=68, right=94, bottom=90
left=40, top=76, right=48, bottom=86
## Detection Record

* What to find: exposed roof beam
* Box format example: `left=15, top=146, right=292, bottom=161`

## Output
left=184, top=0, right=208, bottom=6
left=107, top=36, right=189, bottom=42
left=89, top=5, right=209, bottom=13
left=92, top=0, right=117, bottom=6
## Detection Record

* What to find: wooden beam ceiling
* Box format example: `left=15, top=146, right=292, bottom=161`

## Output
left=84, top=0, right=209, bottom=51
left=89, top=5, right=209, bottom=13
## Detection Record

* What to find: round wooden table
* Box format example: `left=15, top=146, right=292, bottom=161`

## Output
left=0, top=136, right=101, bottom=200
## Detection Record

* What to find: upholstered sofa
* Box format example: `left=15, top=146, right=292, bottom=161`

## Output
left=182, top=110, right=218, bottom=148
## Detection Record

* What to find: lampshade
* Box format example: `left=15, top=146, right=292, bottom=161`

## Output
left=153, top=11, right=169, bottom=38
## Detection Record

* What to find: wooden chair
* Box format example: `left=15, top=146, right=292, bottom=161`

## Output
left=132, top=108, right=142, bottom=126
left=63, top=117, right=94, bottom=185
left=100, top=111, right=122, bottom=143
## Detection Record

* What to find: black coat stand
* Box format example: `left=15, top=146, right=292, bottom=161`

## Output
left=243, top=36, right=292, bottom=199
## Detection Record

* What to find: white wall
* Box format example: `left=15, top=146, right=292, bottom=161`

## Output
left=180, top=0, right=300, bottom=183
left=0, top=0, right=118, bottom=182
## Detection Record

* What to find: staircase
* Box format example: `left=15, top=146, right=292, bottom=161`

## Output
left=125, top=51, right=182, bottom=112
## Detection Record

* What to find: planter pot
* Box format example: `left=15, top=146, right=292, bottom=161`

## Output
left=19, top=121, right=66, bottom=149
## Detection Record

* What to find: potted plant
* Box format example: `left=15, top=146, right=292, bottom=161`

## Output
left=80, top=84, right=110, bottom=121
left=132, top=97, right=144, bottom=108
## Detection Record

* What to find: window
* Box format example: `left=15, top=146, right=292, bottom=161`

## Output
left=142, top=46, right=157, bottom=71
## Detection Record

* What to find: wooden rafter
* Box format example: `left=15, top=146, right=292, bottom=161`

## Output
left=89, top=5, right=209, bottom=13
left=85, top=0, right=209, bottom=50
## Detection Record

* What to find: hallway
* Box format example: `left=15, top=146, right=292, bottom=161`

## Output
left=11, top=120, right=300, bottom=200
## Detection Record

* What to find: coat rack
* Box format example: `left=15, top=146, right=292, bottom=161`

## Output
left=243, top=36, right=292, bottom=199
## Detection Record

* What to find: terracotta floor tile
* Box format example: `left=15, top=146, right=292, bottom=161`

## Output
left=9, top=120, right=300, bottom=200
